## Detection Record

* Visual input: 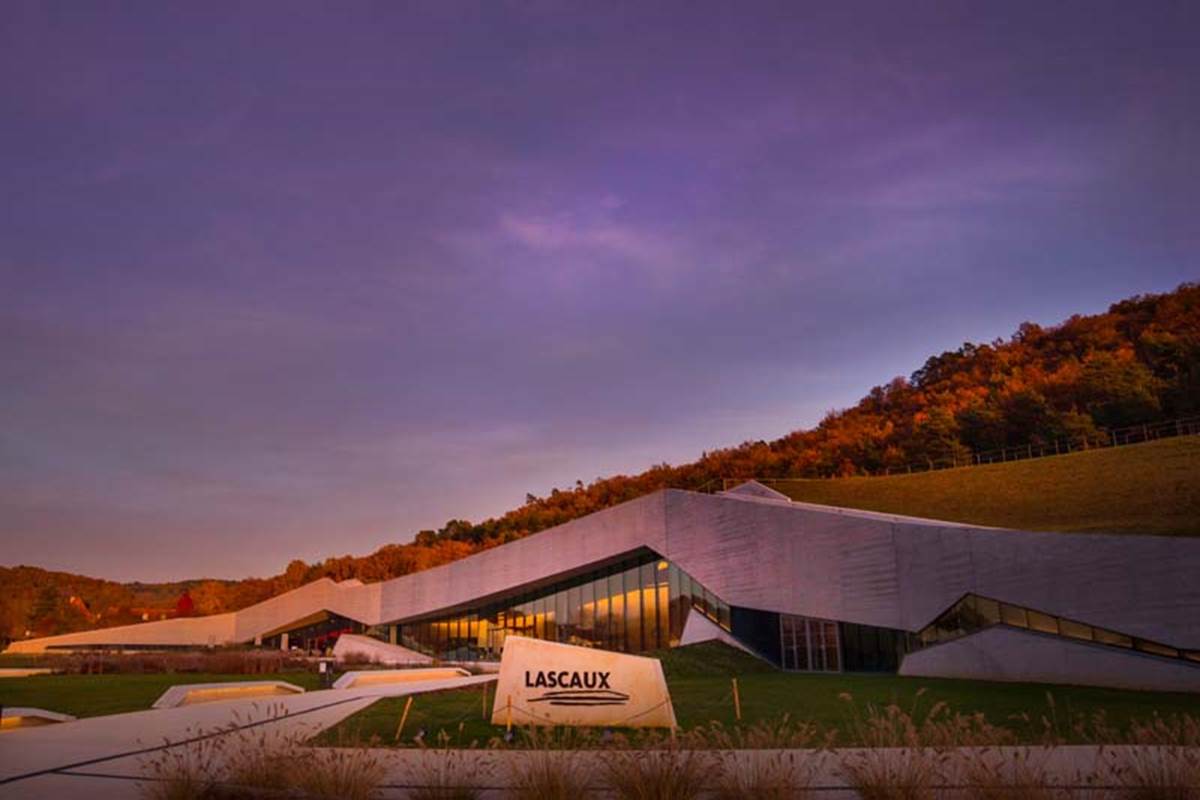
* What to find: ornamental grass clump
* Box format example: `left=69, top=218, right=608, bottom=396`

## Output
left=835, top=690, right=1013, bottom=800
left=600, top=735, right=715, bottom=800
left=403, top=735, right=491, bottom=800
left=139, top=728, right=225, bottom=800
left=953, top=746, right=1066, bottom=800
left=138, top=705, right=387, bottom=800
left=698, top=715, right=830, bottom=800
left=1097, top=713, right=1200, bottom=800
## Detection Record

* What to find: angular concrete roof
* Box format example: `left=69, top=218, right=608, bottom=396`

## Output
left=8, top=488, right=1200, bottom=655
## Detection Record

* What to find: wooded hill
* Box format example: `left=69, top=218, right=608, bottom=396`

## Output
left=5, top=283, right=1198, bottom=643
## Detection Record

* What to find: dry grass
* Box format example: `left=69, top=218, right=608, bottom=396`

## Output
left=953, top=747, right=1067, bottom=800
left=835, top=690, right=1012, bottom=800
left=1094, top=713, right=1200, bottom=800
left=507, top=749, right=592, bottom=800
left=600, top=735, right=715, bottom=800
left=138, top=706, right=386, bottom=800
left=401, top=745, right=489, bottom=800
left=58, top=649, right=310, bottom=676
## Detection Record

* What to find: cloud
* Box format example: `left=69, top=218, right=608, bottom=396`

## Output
left=498, top=213, right=680, bottom=271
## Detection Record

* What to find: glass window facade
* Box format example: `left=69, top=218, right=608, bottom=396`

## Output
left=260, top=611, right=364, bottom=653
left=395, top=552, right=731, bottom=661
left=917, top=593, right=1196, bottom=666
left=779, top=614, right=841, bottom=672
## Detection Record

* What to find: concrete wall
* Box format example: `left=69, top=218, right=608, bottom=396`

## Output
left=5, top=612, right=238, bottom=653
left=9, top=486, right=1200, bottom=694
left=900, top=625, right=1200, bottom=692
left=376, top=491, right=667, bottom=622
left=663, top=490, right=1200, bottom=649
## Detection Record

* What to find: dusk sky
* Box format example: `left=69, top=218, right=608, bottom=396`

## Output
left=2, top=2, right=1196, bottom=582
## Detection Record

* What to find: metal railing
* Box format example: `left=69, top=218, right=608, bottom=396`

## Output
left=694, top=414, right=1200, bottom=491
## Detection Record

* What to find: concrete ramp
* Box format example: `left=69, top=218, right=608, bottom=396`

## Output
left=333, top=633, right=434, bottom=665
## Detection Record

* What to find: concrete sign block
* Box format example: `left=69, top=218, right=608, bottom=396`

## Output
left=490, top=635, right=677, bottom=729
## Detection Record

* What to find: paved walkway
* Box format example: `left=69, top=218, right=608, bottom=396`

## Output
left=0, top=673, right=496, bottom=799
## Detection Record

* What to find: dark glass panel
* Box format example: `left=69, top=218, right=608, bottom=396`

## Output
left=823, top=621, right=841, bottom=672
left=593, top=576, right=609, bottom=649
left=1094, top=628, right=1133, bottom=648
left=1000, top=604, right=1029, bottom=628
left=609, top=572, right=625, bottom=652
left=656, top=570, right=670, bottom=650
left=669, top=565, right=684, bottom=646
left=555, top=589, right=568, bottom=643
left=1135, top=639, right=1179, bottom=658
left=717, top=599, right=731, bottom=631
left=1058, top=618, right=1092, bottom=641
left=1027, top=610, right=1058, bottom=635
left=625, top=566, right=642, bottom=652
left=973, top=596, right=1001, bottom=625
left=641, top=562, right=660, bottom=650
left=566, top=585, right=582, bottom=644
left=533, top=597, right=546, bottom=640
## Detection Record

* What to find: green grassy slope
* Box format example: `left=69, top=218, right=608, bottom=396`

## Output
left=318, top=670, right=1200, bottom=747
left=0, top=671, right=321, bottom=719
left=772, top=437, right=1200, bottom=535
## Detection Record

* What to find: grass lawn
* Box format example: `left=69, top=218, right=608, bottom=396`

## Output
left=317, top=644, right=1200, bottom=748
left=774, top=436, right=1200, bottom=536
left=0, top=671, right=322, bottom=719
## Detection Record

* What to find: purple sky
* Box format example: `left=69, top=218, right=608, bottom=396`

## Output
left=2, top=2, right=1197, bottom=582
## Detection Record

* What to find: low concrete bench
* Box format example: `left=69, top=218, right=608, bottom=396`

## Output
left=151, top=680, right=307, bottom=709
left=0, top=668, right=56, bottom=678
left=1, top=707, right=76, bottom=730
left=333, top=667, right=471, bottom=690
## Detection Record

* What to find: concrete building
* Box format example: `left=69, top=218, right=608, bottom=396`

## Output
left=8, top=483, right=1200, bottom=691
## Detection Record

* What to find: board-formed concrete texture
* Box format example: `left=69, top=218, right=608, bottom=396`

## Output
left=332, top=667, right=470, bottom=690
left=7, top=486, right=1200, bottom=691
left=151, top=680, right=307, bottom=709
left=490, top=635, right=676, bottom=728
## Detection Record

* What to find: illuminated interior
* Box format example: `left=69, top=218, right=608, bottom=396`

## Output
left=393, top=552, right=731, bottom=660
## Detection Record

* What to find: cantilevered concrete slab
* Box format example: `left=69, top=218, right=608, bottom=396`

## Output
left=151, top=680, right=306, bottom=709
left=1, top=707, right=76, bottom=731
left=333, top=667, right=470, bottom=689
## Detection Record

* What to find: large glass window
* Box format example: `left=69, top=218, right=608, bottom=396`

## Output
left=779, top=613, right=840, bottom=672
left=394, top=552, right=731, bottom=660
left=916, top=593, right=1193, bottom=668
